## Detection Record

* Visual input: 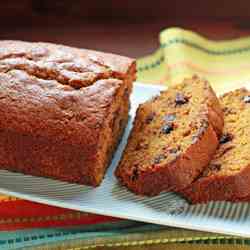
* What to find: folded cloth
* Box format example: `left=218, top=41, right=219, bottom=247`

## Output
left=1, top=27, right=250, bottom=249
left=137, top=27, right=250, bottom=93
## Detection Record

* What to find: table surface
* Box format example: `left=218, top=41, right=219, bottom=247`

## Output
left=1, top=18, right=250, bottom=58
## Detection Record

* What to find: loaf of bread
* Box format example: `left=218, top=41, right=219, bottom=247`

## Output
left=115, top=76, right=223, bottom=196
left=180, top=88, right=250, bottom=203
left=0, top=40, right=136, bottom=186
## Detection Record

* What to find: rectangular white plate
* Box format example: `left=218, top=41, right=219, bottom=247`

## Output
left=0, top=82, right=249, bottom=237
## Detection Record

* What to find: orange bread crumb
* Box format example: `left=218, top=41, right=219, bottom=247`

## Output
left=115, top=76, right=223, bottom=196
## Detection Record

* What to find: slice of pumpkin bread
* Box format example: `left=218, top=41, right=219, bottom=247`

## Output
left=181, top=88, right=250, bottom=203
left=115, top=76, right=223, bottom=196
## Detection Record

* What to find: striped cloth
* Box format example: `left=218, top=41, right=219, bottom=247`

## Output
left=1, top=27, right=250, bottom=249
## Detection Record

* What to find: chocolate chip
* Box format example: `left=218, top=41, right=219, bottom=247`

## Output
left=175, top=93, right=188, bottom=105
left=169, top=148, right=179, bottom=154
left=164, top=114, right=176, bottom=122
left=135, top=143, right=142, bottom=150
left=243, top=95, right=250, bottom=103
left=219, top=133, right=233, bottom=144
left=202, top=163, right=221, bottom=176
left=145, top=112, right=155, bottom=124
left=161, top=123, right=174, bottom=134
left=153, top=154, right=166, bottom=164
left=222, top=107, right=229, bottom=113
left=131, top=168, right=139, bottom=181
left=222, top=107, right=236, bottom=115
left=135, top=141, right=148, bottom=150
left=210, top=163, right=221, bottom=172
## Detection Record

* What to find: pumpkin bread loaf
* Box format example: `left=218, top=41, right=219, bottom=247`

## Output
left=115, top=76, right=224, bottom=196
left=180, top=88, right=250, bottom=203
left=0, top=40, right=136, bottom=186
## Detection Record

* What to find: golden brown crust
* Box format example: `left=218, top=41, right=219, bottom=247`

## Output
left=115, top=76, right=223, bottom=196
left=180, top=166, right=250, bottom=203
left=205, top=84, right=224, bottom=136
left=0, top=40, right=134, bottom=77
left=0, top=40, right=136, bottom=186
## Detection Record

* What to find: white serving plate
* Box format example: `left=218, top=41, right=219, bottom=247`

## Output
left=0, top=82, right=249, bottom=237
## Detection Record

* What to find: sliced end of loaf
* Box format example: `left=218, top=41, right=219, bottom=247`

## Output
left=115, top=75, right=223, bottom=195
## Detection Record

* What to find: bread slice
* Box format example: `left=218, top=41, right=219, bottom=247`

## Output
left=115, top=76, right=223, bottom=196
left=180, top=88, right=250, bottom=203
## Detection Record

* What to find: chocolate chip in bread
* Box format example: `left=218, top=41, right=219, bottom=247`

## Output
left=115, top=76, right=223, bottom=196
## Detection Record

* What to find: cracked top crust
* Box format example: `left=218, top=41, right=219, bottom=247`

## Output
left=0, top=40, right=135, bottom=147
